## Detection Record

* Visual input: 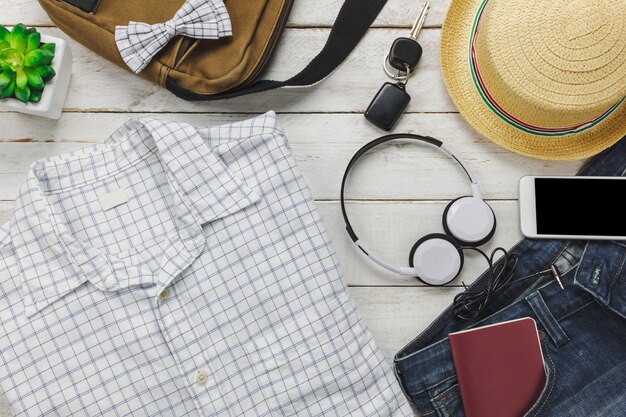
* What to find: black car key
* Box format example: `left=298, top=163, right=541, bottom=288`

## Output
left=365, top=2, right=429, bottom=131
left=387, top=2, right=429, bottom=73
left=364, top=81, right=411, bottom=131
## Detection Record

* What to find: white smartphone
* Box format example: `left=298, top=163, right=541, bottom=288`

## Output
left=518, top=176, right=626, bottom=240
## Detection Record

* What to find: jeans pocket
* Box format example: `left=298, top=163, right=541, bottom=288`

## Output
left=428, top=383, right=464, bottom=417
left=425, top=340, right=557, bottom=417
left=523, top=341, right=557, bottom=417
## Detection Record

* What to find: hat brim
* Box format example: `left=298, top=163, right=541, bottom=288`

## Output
left=441, top=0, right=626, bottom=160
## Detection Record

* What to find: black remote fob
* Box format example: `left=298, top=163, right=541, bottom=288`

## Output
left=364, top=82, right=411, bottom=131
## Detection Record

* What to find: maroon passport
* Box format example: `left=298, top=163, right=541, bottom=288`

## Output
left=449, top=317, right=546, bottom=417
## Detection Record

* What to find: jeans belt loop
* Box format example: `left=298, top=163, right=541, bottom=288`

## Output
left=525, top=291, right=570, bottom=348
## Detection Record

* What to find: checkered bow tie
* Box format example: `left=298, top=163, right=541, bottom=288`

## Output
left=115, top=0, right=232, bottom=73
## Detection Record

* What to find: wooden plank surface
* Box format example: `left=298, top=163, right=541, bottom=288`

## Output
left=0, top=0, right=587, bottom=415
left=3, top=1, right=454, bottom=113
left=4, top=0, right=451, bottom=27
left=0, top=199, right=523, bottom=287
left=0, top=114, right=583, bottom=201
left=0, top=27, right=452, bottom=113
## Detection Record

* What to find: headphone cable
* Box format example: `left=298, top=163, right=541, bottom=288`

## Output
left=452, top=247, right=565, bottom=321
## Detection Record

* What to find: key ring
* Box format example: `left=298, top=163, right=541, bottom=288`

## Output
left=382, top=55, right=414, bottom=81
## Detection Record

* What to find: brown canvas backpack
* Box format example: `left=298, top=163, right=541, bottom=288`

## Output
left=38, top=0, right=388, bottom=100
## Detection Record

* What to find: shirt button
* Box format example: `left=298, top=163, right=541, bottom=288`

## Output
left=158, top=289, right=170, bottom=302
left=195, top=370, right=208, bottom=385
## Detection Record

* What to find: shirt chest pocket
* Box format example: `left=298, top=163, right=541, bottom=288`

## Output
left=241, top=294, right=394, bottom=416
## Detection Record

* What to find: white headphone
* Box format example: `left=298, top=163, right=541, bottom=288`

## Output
left=340, top=134, right=497, bottom=286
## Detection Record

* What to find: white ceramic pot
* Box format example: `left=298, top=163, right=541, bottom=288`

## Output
left=0, top=33, right=72, bottom=119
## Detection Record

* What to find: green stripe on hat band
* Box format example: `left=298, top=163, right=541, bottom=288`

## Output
left=468, top=0, right=624, bottom=137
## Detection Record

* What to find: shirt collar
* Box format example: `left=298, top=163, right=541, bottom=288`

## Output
left=11, top=117, right=266, bottom=317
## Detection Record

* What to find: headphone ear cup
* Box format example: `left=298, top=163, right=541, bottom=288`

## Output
left=409, top=233, right=464, bottom=286
left=443, top=196, right=496, bottom=247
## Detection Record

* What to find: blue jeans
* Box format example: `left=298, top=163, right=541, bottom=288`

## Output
left=394, top=137, right=626, bottom=417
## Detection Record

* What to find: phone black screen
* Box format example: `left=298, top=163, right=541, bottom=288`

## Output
left=535, top=178, right=626, bottom=237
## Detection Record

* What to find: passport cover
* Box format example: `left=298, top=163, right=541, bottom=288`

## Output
left=449, top=317, right=546, bottom=417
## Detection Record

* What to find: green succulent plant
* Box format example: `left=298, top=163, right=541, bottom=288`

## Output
left=0, top=24, right=56, bottom=104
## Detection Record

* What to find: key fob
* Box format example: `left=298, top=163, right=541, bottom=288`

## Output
left=365, top=82, right=411, bottom=131
left=389, top=37, right=423, bottom=71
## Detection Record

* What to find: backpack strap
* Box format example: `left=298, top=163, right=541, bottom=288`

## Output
left=166, top=0, right=389, bottom=100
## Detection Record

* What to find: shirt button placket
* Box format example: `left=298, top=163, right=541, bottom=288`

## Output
left=156, top=287, right=226, bottom=416
left=158, top=289, right=170, bottom=302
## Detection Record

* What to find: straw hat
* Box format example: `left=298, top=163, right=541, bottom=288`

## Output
left=441, top=0, right=626, bottom=160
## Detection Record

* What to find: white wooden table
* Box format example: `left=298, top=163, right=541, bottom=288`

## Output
left=0, top=1, right=584, bottom=415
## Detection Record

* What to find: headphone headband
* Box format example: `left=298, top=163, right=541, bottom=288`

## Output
left=340, top=134, right=481, bottom=243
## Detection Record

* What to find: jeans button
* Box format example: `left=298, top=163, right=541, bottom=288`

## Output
left=538, top=329, right=547, bottom=341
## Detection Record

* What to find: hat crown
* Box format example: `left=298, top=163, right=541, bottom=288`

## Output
left=562, top=2, right=608, bottom=45
left=474, top=0, right=626, bottom=128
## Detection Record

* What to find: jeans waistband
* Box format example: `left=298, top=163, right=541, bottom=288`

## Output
left=392, top=248, right=624, bottom=416
left=396, top=257, right=583, bottom=372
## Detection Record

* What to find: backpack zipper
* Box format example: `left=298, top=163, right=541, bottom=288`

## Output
left=174, top=37, right=194, bottom=66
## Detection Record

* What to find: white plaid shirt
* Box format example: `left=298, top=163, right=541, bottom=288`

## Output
left=0, top=113, right=412, bottom=417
